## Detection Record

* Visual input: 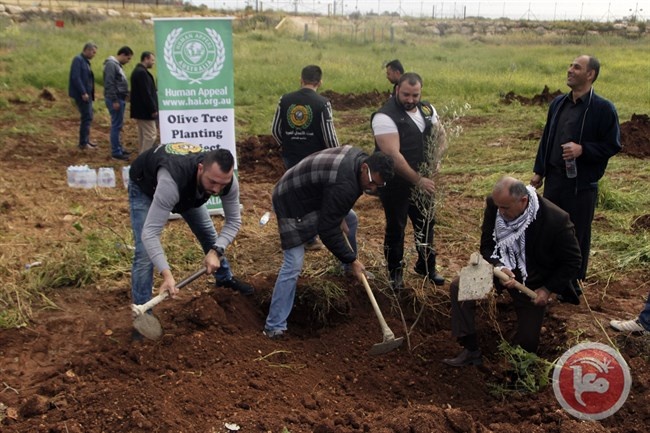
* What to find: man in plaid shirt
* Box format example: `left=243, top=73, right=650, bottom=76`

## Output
left=264, top=146, right=394, bottom=339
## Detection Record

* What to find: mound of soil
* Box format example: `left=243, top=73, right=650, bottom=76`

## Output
left=502, top=85, right=563, bottom=106
left=620, top=113, right=650, bottom=158
left=321, top=90, right=391, bottom=110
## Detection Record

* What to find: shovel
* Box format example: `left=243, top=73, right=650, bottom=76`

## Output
left=131, top=267, right=207, bottom=340
left=458, top=252, right=537, bottom=301
left=358, top=272, right=404, bottom=355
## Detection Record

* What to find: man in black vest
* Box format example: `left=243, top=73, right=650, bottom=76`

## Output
left=271, top=65, right=342, bottom=251
left=128, top=144, right=253, bottom=336
left=372, top=72, right=445, bottom=291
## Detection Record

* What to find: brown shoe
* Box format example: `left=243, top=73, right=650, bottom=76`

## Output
left=442, top=349, right=482, bottom=367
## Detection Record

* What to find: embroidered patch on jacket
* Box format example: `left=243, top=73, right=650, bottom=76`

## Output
left=287, top=104, right=313, bottom=130
left=165, top=142, right=204, bottom=155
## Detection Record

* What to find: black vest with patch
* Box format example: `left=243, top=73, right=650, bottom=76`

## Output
left=130, top=144, right=232, bottom=214
left=372, top=97, right=434, bottom=173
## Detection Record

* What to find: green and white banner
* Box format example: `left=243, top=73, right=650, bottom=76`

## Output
left=154, top=17, right=235, bottom=213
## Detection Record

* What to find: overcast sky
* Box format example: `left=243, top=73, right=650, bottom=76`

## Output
left=193, top=1, right=646, bottom=21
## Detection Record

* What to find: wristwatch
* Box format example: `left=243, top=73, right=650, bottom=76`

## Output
left=211, top=245, right=225, bottom=258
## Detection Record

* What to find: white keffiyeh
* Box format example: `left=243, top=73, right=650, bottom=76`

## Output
left=491, top=185, right=539, bottom=284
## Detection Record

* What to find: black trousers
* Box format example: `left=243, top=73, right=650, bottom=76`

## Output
left=543, top=171, right=597, bottom=280
left=379, top=181, right=436, bottom=272
left=449, top=277, right=546, bottom=354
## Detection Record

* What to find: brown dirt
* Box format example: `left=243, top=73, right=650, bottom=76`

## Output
left=321, top=90, right=391, bottom=111
left=501, top=86, right=563, bottom=106
left=620, top=113, right=650, bottom=158
left=1, top=91, right=649, bottom=433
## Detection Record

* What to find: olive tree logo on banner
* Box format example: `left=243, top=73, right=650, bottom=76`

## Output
left=164, top=28, right=226, bottom=85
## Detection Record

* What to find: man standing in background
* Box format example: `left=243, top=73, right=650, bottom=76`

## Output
left=130, top=51, right=158, bottom=153
left=68, top=42, right=97, bottom=150
left=531, top=55, right=620, bottom=286
left=271, top=64, right=341, bottom=251
left=103, top=46, right=134, bottom=161
left=385, top=59, right=404, bottom=96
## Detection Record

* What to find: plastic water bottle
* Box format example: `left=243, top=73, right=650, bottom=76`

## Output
left=97, top=167, right=116, bottom=188
left=565, top=158, right=577, bottom=178
left=78, top=167, right=96, bottom=189
left=122, top=165, right=130, bottom=189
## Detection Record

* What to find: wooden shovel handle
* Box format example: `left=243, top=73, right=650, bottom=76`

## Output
left=493, top=268, right=538, bottom=300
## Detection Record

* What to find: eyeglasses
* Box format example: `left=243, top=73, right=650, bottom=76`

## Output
left=367, top=166, right=386, bottom=188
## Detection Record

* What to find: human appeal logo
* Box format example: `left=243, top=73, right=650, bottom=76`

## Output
left=553, top=342, right=631, bottom=420
left=164, top=27, right=226, bottom=85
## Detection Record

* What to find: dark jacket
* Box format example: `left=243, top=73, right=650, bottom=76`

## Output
left=271, top=87, right=340, bottom=168
left=130, top=63, right=158, bottom=120
left=130, top=144, right=232, bottom=214
left=533, top=89, right=621, bottom=191
left=273, top=146, right=364, bottom=263
left=68, top=53, right=95, bottom=101
left=372, top=96, right=435, bottom=180
left=480, top=195, right=582, bottom=297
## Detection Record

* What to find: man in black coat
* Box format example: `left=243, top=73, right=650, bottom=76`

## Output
left=443, top=177, right=582, bottom=367
left=130, top=51, right=158, bottom=152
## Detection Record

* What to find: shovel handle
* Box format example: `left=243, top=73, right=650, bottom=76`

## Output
left=132, top=267, right=207, bottom=315
left=493, top=268, right=538, bottom=300
left=358, top=273, right=397, bottom=341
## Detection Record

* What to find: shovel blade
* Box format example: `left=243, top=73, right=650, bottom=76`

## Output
left=458, top=253, right=494, bottom=301
left=368, top=336, right=404, bottom=355
left=133, top=314, right=163, bottom=340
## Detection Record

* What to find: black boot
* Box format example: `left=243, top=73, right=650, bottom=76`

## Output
left=388, top=267, right=404, bottom=292
left=442, top=348, right=482, bottom=367
left=414, top=259, right=445, bottom=286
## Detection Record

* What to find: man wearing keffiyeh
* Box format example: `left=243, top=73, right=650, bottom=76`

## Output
left=443, top=177, right=582, bottom=367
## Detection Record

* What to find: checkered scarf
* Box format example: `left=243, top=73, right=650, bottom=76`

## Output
left=491, top=186, right=539, bottom=284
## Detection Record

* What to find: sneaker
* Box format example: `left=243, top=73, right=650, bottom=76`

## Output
left=78, top=144, right=96, bottom=150
left=217, top=277, right=255, bottom=296
left=414, top=262, right=445, bottom=286
left=112, top=153, right=130, bottom=161
left=304, top=238, right=324, bottom=251
left=442, top=348, right=482, bottom=367
left=610, top=318, right=646, bottom=333
left=263, top=328, right=286, bottom=339
left=86, top=142, right=98, bottom=148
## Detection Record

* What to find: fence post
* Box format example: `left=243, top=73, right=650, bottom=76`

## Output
left=304, top=23, right=309, bottom=41
left=390, top=26, right=394, bottom=43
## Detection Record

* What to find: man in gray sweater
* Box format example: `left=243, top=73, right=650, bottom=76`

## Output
left=128, top=144, right=253, bottom=338
left=103, top=46, right=133, bottom=160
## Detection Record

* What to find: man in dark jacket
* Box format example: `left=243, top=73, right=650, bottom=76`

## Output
left=68, top=42, right=97, bottom=150
left=531, top=55, right=620, bottom=281
left=271, top=64, right=340, bottom=170
left=103, top=46, right=133, bottom=160
left=130, top=51, right=158, bottom=153
left=263, top=146, right=394, bottom=339
left=271, top=64, right=342, bottom=251
left=443, top=177, right=582, bottom=367
left=129, top=143, right=253, bottom=338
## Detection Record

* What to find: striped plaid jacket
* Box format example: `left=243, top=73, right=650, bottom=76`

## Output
left=272, top=145, right=365, bottom=264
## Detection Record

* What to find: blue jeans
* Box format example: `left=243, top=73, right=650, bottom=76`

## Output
left=106, top=98, right=126, bottom=156
left=264, top=210, right=358, bottom=332
left=129, top=181, right=233, bottom=306
left=639, top=292, right=650, bottom=331
left=75, top=98, right=93, bottom=146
